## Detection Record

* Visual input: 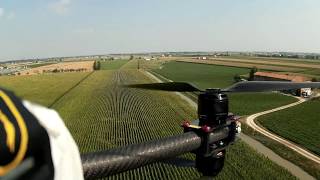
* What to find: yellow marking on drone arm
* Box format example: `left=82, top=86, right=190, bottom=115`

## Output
left=189, top=125, right=201, bottom=129
left=0, top=90, right=28, bottom=176
left=0, top=110, right=16, bottom=153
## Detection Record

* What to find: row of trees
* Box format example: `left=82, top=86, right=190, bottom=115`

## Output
left=234, top=66, right=319, bottom=83
left=47, top=68, right=88, bottom=73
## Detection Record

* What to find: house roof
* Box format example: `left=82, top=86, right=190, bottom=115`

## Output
left=254, top=72, right=308, bottom=82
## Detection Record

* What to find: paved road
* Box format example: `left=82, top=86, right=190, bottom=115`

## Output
left=143, top=70, right=316, bottom=180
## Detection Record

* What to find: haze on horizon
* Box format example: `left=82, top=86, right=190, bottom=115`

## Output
left=0, top=0, right=320, bottom=61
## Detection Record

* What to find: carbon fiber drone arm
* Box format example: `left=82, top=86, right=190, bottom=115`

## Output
left=81, top=129, right=229, bottom=179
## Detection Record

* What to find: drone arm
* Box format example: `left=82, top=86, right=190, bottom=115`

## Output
left=81, top=129, right=229, bottom=179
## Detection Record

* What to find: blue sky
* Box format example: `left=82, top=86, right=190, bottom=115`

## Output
left=0, top=0, right=320, bottom=60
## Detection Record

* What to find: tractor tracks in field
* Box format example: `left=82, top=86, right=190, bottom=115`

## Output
left=143, top=70, right=316, bottom=180
left=49, top=71, right=94, bottom=108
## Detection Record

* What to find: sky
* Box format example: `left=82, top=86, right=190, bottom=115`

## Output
left=0, top=0, right=320, bottom=61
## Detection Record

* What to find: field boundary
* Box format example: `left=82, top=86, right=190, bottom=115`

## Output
left=212, top=58, right=320, bottom=69
left=175, top=59, right=304, bottom=72
left=147, top=70, right=199, bottom=105
left=143, top=69, right=315, bottom=180
left=142, top=70, right=197, bottom=109
left=49, top=71, right=94, bottom=108
left=245, top=97, right=320, bottom=164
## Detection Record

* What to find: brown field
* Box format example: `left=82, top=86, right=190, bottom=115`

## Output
left=223, top=56, right=320, bottom=64
left=213, top=57, right=320, bottom=69
left=17, top=61, right=94, bottom=75
left=176, top=59, right=305, bottom=72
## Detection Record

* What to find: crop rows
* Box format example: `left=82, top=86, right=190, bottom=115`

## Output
left=53, top=67, right=296, bottom=179
left=0, top=59, right=298, bottom=179
left=258, top=97, right=320, bottom=156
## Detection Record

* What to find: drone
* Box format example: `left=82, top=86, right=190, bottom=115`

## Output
left=81, top=81, right=320, bottom=179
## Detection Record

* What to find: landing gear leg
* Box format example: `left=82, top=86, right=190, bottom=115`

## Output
left=195, top=150, right=226, bottom=176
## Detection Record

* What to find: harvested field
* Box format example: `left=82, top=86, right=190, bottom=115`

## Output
left=176, top=59, right=305, bottom=72
left=224, top=56, right=320, bottom=65
left=213, top=57, right=320, bottom=69
left=17, top=61, right=94, bottom=75
left=0, top=72, right=90, bottom=106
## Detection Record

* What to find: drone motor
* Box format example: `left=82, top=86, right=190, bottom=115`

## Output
left=198, top=89, right=229, bottom=127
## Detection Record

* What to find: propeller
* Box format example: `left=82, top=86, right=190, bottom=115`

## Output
left=125, top=81, right=320, bottom=93
left=222, top=81, right=320, bottom=92
left=125, top=82, right=202, bottom=92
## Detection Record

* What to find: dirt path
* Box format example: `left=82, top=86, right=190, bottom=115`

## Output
left=239, top=134, right=315, bottom=180
left=245, top=96, right=320, bottom=165
left=143, top=70, right=316, bottom=180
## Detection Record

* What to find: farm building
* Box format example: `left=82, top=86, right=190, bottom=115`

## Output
left=254, top=72, right=312, bottom=97
left=197, top=57, right=207, bottom=60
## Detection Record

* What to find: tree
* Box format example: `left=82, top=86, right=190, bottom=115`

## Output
left=93, top=61, right=97, bottom=70
left=129, top=55, right=134, bottom=60
left=249, top=67, right=258, bottom=81
left=311, top=78, right=318, bottom=82
left=96, top=61, right=101, bottom=70
left=234, top=74, right=241, bottom=82
left=93, top=61, right=101, bottom=70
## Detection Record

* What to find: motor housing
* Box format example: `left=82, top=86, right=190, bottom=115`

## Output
left=198, top=89, right=229, bottom=127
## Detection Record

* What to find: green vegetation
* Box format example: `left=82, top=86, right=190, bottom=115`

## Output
left=258, top=98, right=320, bottom=156
left=223, top=56, right=320, bottom=65
left=27, top=62, right=57, bottom=68
left=249, top=66, right=258, bottom=81
left=0, top=61, right=296, bottom=179
left=100, top=60, right=130, bottom=70
left=150, top=59, right=319, bottom=178
left=0, top=72, right=89, bottom=106
left=93, top=61, right=101, bottom=70
left=186, top=56, right=320, bottom=178
left=300, top=69, right=320, bottom=77
left=154, top=61, right=296, bottom=115
left=241, top=123, right=320, bottom=179
left=216, top=56, right=320, bottom=77
left=52, top=69, right=296, bottom=179
left=154, top=61, right=249, bottom=89
left=228, top=93, right=297, bottom=115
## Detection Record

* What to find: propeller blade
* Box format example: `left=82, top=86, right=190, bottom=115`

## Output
left=222, top=81, right=320, bottom=93
left=124, top=82, right=202, bottom=92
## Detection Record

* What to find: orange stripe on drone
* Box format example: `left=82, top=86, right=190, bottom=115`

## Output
left=0, top=90, right=29, bottom=176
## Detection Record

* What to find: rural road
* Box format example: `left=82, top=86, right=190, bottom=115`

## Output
left=143, top=70, right=316, bottom=180
left=245, top=96, right=320, bottom=165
